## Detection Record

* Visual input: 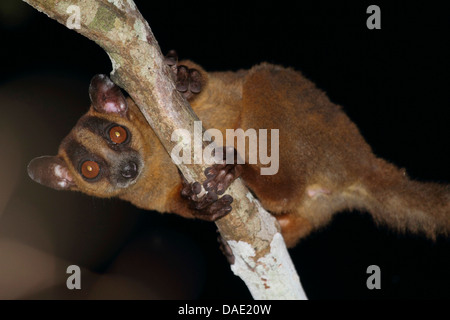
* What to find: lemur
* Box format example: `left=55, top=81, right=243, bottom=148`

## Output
left=28, top=52, right=450, bottom=249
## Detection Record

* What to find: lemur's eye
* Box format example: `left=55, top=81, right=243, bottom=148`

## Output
left=109, top=125, right=128, bottom=144
left=81, top=160, right=100, bottom=179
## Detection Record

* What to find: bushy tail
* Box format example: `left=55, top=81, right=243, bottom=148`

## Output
left=359, top=159, right=450, bottom=239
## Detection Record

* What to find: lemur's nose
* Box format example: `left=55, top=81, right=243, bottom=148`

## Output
left=120, top=161, right=138, bottom=179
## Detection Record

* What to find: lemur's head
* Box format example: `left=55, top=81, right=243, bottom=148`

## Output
left=28, top=75, right=151, bottom=198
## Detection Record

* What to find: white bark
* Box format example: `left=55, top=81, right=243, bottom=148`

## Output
left=229, top=233, right=307, bottom=300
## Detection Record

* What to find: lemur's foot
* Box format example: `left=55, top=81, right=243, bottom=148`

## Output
left=217, top=231, right=235, bottom=265
left=165, top=50, right=202, bottom=99
left=181, top=177, right=233, bottom=222
left=203, top=146, right=243, bottom=195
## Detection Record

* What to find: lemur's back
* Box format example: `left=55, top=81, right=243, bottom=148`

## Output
left=187, top=61, right=450, bottom=246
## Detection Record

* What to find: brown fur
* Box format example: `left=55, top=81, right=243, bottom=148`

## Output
left=29, top=61, right=450, bottom=247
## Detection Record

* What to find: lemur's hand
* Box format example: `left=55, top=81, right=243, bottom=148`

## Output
left=203, top=146, right=243, bottom=195
left=180, top=147, right=242, bottom=222
left=181, top=179, right=234, bottom=222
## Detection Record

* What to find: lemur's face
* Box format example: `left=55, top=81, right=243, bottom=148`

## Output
left=27, top=75, right=148, bottom=197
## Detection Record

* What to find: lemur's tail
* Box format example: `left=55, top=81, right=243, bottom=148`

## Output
left=360, top=158, right=450, bottom=239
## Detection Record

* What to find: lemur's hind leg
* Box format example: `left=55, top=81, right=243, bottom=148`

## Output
left=165, top=50, right=203, bottom=99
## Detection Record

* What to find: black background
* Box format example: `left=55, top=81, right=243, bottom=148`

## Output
left=1, top=1, right=449, bottom=299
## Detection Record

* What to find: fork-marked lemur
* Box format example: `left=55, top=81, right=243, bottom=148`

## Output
left=28, top=52, right=450, bottom=248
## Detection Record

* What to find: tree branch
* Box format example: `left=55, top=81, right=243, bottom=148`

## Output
left=23, top=0, right=307, bottom=299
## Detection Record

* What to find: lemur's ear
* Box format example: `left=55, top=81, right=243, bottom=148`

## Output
left=89, top=74, right=128, bottom=117
left=27, top=156, right=77, bottom=191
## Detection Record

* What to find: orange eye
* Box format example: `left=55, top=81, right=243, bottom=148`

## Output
left=109, top=126, right=127, bottom=144
left=81, top=160, right=100, bottom=179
